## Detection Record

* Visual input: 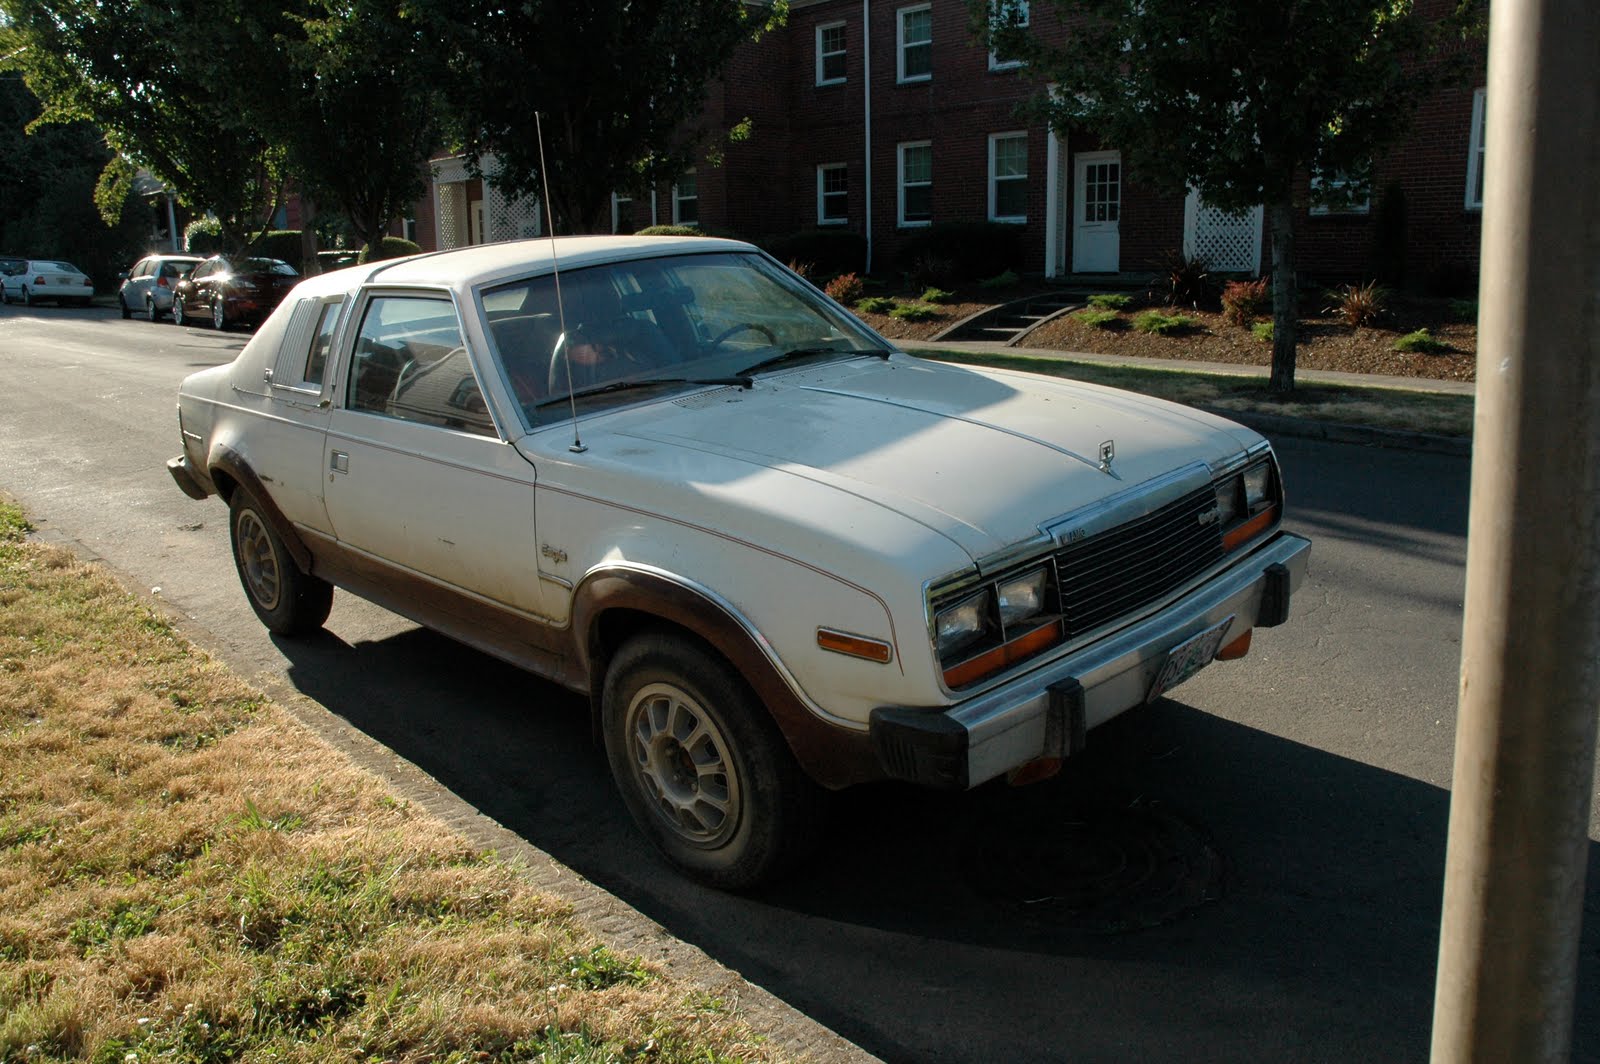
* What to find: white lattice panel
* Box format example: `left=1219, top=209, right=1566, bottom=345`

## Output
left=436, top=183, right=467, bottom=250
left=1183, top=191, right=1263, bottom=273
left=488, top=185, right=542, bottom=242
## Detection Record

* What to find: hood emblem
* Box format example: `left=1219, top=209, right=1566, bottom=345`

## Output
left=1098, top=440, right=1115, bottom=474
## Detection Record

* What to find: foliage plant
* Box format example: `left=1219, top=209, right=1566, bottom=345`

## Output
left=1087, top=293, right=1132, bottom=310
left=1393, top=328, right=1451, bottom=353
left=1133, top=310, right=1197, bottom=336
left=183, top=217, right=224, bottom=256
left=896, top=221, right=1024, bottom=282
left=979, top=269, right=1021, bottom=290
left=888, top=301, right=941, bottom=322
left=824, top=271, right=865, bottom=304
left=1252, top=321, right=1275, bottom=343
left=357, top=236, right=423, bottom=264
left=1157, top=251, right=1219, bottom=309
left=1073, top=309, right=1123, bottom=329
left=1221, top=278, right=1271, bottom=326
left=1327, top=281, right=1390, bottom=326
left=1448, top=298, right=1479, bottom=323
left=855, top=296, right=896, bottom=314
left=760, top=229, right=868, bottom=276
left=920, top=286, right=953, bottom=304
left=981, top=0, right=1483, bottom=390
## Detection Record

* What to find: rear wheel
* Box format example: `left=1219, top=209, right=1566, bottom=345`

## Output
left=212, top=297, right=226, bottom=330
left=228, top=487, right=333, bottom=636
left=147, top=296, right=162, bottom=322
left=120, top=295, right=132, bottom=319
left=602, top=632, right=826, bottom=889
left=21, top=287, right=31, bottom=306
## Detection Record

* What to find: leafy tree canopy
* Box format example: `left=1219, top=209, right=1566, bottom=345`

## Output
left=980, top=0, right=1482, bottom=390
left=424, top=0, right=786, bottom=234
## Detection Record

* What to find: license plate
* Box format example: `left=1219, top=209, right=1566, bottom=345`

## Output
left=1147, top=616, right=1234, bottom=702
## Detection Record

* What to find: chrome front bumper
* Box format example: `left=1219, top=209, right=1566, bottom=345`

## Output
left=870, top=531, right=1312, bottom=789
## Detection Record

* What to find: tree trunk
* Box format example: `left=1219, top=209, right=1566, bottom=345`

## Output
left=1268, top=198, right=1298, bottom=393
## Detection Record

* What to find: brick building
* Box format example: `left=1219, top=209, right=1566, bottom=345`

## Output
left=413, top=0, right=1488, bottom=291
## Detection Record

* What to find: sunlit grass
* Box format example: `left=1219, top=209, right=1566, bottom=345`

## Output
left=0, top=500, right=768, bottom=1063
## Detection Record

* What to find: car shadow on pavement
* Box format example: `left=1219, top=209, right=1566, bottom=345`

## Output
left=277, top=623, right=1599, bottom=1064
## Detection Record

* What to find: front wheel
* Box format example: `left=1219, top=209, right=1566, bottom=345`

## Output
left=172, top=296, right=188, bottom=327
left=20, top=287, right=31, bottom=307
left=147, top=296, right=162, bottom=323
left=228, top=487, right=333, bottom=636
left=211, top=297, right=226, bottom=330
left=120, top=295, right=132, bottom=319
left=602, top=633, right=825, bottom=889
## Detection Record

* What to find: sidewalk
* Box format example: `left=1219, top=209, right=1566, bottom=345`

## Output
left=910, top=339, right=1476, bottom=455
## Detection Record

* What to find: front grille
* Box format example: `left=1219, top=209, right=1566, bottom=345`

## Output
left=1054, top=485, right=1224, bottom=638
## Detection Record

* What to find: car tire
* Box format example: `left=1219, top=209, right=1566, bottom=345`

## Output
left=120, top=295, right=132, bottom=319
left=602, top=632, right=826, bottom=889
left=147, top=297, right=161, bottom=323
left=172, top=297, right=188, bottom=327
left=212, top=297, right=227, bottom=330
left=21, top=287, right=30, bottom=307
left=227, top=487, right=333, bottom=636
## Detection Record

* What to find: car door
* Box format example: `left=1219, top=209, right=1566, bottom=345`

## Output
left=321, top=288, right=547, bottom=618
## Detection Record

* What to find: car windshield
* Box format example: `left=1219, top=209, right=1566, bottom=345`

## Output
left=481, top=251, right=888, bottom=429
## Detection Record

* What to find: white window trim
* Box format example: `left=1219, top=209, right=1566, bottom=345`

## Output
left=672, top=171, right=699, bottom=227
left=1465, top=86, right=1486, bottom=211
left=816, top=21, right=847, bottom=86
left=988, top=132, right=1029, bottom=223
left=988, top=0, right=1029, bottom=71
left=897, top=5, right=932, bottom=84
left=817, top=163, right=848, bottom=226
left=1309, top=170, right=1372, bottom=216
left=897, top=141, right=932, bottom=228
left=610, top=191, right=634, bottom=234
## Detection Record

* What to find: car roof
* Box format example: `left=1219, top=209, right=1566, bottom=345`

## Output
left=290, top=235, right=757, bottom=300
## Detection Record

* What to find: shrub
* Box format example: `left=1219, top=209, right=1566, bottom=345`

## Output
left=1155, top=250, right=1219, bottom=309
left=1133, top=310, right=1197, bottom=336
left=251, top=230, right=304, bottom=271
left=1221, top=278, right=1271, bottom=326
left=979, top=269, right=1021, bottom=290
left=906, top=253, right=958, bottom=289
left=636, top=224, right=704, bottom=237
left=824, top=272, right=865, bottom=303
left=1073, top=309, right=1122, bottom=329
left=895, top=221, right=1023, bottom=282
left=1394, top=328, right=1451, bottom=354
left=1086, top=293, right=1132, bottom=310
left=1327, top=280, right=1389, bottom=326
left=183, top=217, right=223, bottom=256
left=1368, top=181, right=1408, bottom=287
left=855, top=296, right=895, bottom=314
left=920, top=286, right=953, bottom=304
left=1251, top=321, right=1274, bottom=343
left=758, top=229, right=868, bottom=276
left=888, top=301, right=940, bottom=322
left=1448, top=298, right=1479, bottom=323
left=317, top=249, right=359, bottom=272
left=786, top=260, right=813, bottom=280
left=357, top=236, right=422, bottom=264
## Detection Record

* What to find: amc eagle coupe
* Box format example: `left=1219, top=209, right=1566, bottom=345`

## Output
left=168, top=235, right=1310, bottom=888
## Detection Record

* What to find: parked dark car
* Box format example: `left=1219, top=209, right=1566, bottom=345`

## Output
left=171, top=255, right=299, bottom=330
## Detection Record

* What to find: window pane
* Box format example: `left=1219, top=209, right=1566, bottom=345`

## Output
left=903, top=42, right=931, bottom=78
left=995, top=180, right=1026, bottom=219
left=903, top=8, right=931, bottom=44
left=676, top=172, right=697, bottom=199
left=902, top=145, right=931, bottom=184
left=305, top=302, right=341, bottom=385
left=822, top=24, right=845, bottom=51
left=823, top=52, right=846, bottom=81
left=903, top=184, right=932, bottom=223
left=349, top=296, right=493, bottom=437
left=994, top=136, right=1027, bottom=178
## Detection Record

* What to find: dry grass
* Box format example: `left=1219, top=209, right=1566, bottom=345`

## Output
left=912, top=350, right=1474, bottom=438
left=0, top=502, right=769, bottom=1063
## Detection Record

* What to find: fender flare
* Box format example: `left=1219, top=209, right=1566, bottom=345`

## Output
left=571, top=565, right=881, bottom=790
left=208, top=447, right=316, bottom=576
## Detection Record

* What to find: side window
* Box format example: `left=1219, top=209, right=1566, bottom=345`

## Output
left=134, top=259, right=152, bottom=279
left=347, top=295, right=495, bottom=438
left=305, top=301, right=341, bottom=386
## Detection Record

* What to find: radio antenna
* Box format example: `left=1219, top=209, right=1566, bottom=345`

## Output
left=535, top=111, right=585, bottom=453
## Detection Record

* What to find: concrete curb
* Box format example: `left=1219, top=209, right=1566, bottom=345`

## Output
left=24, top=522, right=881, bottom=1064
left=1198, top=407, right=1472, bottom=456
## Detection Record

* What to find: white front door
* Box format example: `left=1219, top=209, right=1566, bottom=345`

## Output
left=1072, top=151, right=1122, bottom=273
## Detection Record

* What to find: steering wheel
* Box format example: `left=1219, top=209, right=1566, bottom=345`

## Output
left=709, top=322, right=777, bottom=348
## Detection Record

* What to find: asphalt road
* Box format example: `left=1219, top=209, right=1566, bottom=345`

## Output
left=2, top=303, right=1596, bottom=1064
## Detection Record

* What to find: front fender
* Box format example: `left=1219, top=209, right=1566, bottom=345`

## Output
left=208, top=447, right=316, bottom=576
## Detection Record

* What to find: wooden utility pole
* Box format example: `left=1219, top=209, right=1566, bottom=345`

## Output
left=1430, top=0, right=1600, bottom=1059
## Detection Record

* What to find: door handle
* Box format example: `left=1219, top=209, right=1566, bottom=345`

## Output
left=330, top=450, right=349, bottom=474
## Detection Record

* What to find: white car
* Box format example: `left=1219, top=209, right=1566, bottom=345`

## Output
left=118, top=253, right=204, bottom=320
left=168, top=236, right=1310, bottom=887
left=1, top=259, right=94, bottom=306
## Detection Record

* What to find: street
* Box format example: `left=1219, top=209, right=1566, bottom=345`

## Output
left=1, top=304, right=1595, bottom=1063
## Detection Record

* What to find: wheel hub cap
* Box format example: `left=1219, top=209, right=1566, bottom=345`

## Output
left=628, top=684, right=738, bottom=847
left=236, top=510, right=281, bottom=610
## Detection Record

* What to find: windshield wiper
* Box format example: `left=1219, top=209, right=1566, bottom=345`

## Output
left=535, top=376, right=752, bottom=409
left=735, top=346, right=888, bottom=378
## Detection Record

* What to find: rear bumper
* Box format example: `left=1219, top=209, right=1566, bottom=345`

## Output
left=870, top=531, right=1311, bottom=789
left=167, top=454, right=214, bottom=500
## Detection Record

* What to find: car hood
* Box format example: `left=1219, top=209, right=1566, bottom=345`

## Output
left=593, top=355, right=1260, bottom=565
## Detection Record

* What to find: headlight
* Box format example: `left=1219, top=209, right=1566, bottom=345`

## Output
left=935, top=589, right=993, bottom=657
left=997, top=567, right=1049, bottom=628
left=1214, top=478, right=1241, bottom=524
left=1242, top=463, right=1271, bottom=509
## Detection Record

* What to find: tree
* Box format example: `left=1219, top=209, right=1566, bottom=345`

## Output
left=425, top=0, right=784, bottom=234
left=271, top=0, right=442, bottom=256
left=1, top=0, right=296, bottom=254
left=981, top=0, right=1481, bottom=391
